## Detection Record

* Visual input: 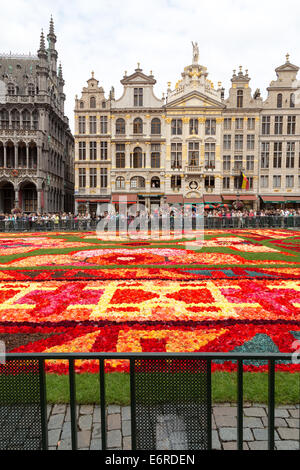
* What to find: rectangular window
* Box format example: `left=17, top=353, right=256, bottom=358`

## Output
left=189, top=118, right=198, bottom=135
left=223, top=176, right=230, bottom=189
left=261, top=142, right=269, bottom=169
left=79, top=142, right=86, bottom=160
left=100, top=141, right=108, bottom=160
left=79, top=116, right=86, bottom=134
left=224, top=118, right=231, bottom=130
left=134, top=88, right=143, bottom=106
left=100, top=168, right=108, bottom=188
left=89, top=116, right=97, bottom=134
left=205, top=119, right=216, bottom=135
left=286, top=142, right=295, bottom=168
left=204, top=143, right=215, bottom=169
left=235, top=118, right=243, bottom=130
left=248, top=177, right=253, bottom=189
left=223, top=134, right=231, bottom=150
left=287, top=115, right=296, bottom=135
left=171, top=119, right=182, bottom=135
left=235, top=134, right=243, bottom=151
left=247, top=118, right=255, bottom=130
left=234, top=155, right=243, bottom=170
left=286, top=175, right=294, bottom=188
left=188, top=141, right=200, bottom=166
left=262, top=116, right=270, bottom=135
left=100, top=116, right=108, bottom=134
left=274, top=116, right=283, bottom=135
left=234, top=176, right=240, bottom=189
left=151, top=143, right=161, bottom=168
left=273, top=175, right=281, bottom=188
left=79, top=168, right=86, bottom=188
left=260, top=175, right=269, bottom=188
left=90, top=167, right=97, bottom=187
left=171, top=142, right=182, bottom=169
left=90, top=141, right=97, bottom=160
left=116, top=144, right=125, bottom=168
left=247, top=134, right=255, bottom=150
left=273, top=142, right=282, bottom=168
left=246, top=155, right=254, bottom=171
left=223, top=155, right=231, bottom=172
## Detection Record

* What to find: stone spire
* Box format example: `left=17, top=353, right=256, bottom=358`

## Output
left=47, top=15, right=57, bottom=50
left=38, top=29, right=47, bottom=61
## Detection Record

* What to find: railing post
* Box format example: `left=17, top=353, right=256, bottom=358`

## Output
left=99, top=359, right=106, bottom=450
left=69, top=359, right=78, bottom=450
left=237, top=359, right=243, bottom=450
left=207, top=359, right=212, bottom=450
left=38, top=358, right=48, bottom=450
left=130, top=358, right=137, bottom=450
left=268, top=359, right=275, bottom=451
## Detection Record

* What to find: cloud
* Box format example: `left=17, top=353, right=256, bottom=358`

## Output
left=1, top=0, right=300, bottom=132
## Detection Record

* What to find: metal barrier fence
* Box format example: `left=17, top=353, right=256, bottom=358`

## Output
left=0, top=352, right=294, bottom=451
left=0, top=216, right=300, bottom=232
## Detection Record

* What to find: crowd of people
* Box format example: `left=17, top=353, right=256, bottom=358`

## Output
left=0, top=206, right=300, bottom=231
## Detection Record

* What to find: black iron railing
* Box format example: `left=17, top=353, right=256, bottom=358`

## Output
left=0, top=352, right=295, bottom=451
left=0, top=216, right=300, bottom=232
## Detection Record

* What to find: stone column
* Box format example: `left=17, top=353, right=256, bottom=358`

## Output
left=3, top=144, right=7, bottom=168
left=26, top=144, right=29, bottom=169
left=14, top=144, right=18, bottom=168
left=14, top=188, right=19, bottom=209
left=37, top=189, right=42, bottom=214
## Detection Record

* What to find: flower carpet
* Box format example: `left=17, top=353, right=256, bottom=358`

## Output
left=0, top=229, right=299, bottom=373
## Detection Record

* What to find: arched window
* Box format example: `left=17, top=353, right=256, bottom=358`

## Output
left=22, top=109, right=31, bottom=129
left=277, top=93, right=283, bottom=108
left=116, top=176, right=125, bottom=189
left=80, top=101, right=84, bottom=109
left=11, top=109, right=20, bottom=129
left=32, top=111, right=39, bottom=130
left=290, top=93, right=295, bottom=108
left=130, top=176, right=145, bottom=189
left=151, top=118, right=161, bottom=134
left=133, top=118, right=143, bottom=134
left=151, top=176, right=160, bottom=188
left=116, top=118, right=125, bottom=135
left=132, top=147, right=144, bottom=168
left=237, top=90, right=243, bottom=108
left=90, top=96, right=96, bottom=108
left=7, top=83, right=15, bottom=96
left=28, top=84, right=35, bottom=96
left=0, top=110, right=9, bottom=129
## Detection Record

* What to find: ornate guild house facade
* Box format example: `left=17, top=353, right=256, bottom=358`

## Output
left=74, top=46, right=300, bottom=214
left=0, top=18, right=74, bottom=214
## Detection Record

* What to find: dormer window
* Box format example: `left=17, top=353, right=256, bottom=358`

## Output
left=80, top=101, right=84, bottom=109
left=237, top=90, right=243, bottom=108
left=290, top=93, right=295, bottom=108
left=277, top=93, right=282, bottom=108
left=134, top=88, right=143, bottom=106
left=7, top=83, right=15, bottom=96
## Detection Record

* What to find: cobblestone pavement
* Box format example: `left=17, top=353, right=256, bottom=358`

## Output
left=46, top=403, right=299, bottom=451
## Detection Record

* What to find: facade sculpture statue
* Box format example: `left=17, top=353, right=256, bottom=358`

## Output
left=191, top=41, right=199, bottom=64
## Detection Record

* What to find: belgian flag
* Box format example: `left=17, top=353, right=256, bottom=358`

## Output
left=239, top=171, right=249, bottom=190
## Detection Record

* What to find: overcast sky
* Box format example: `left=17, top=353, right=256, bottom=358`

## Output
left=1, top=0, right=300, bottom=131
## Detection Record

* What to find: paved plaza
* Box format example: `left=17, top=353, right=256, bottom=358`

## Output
left=46, top=403, right=299, bottom=451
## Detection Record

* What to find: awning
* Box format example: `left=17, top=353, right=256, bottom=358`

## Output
left=222, top=195, right=235, bottom=201
left=184, top=197, right=203, bottom=204
left=203, top=195, right=222, bottom=203
left=165, top=195, right=184, bottom=204
left=222, top=194, right=257, bottom=201
left=239, top=195, right=257, bottom=201
left=261, top=196, right=285, bottom=203
left=111, top=194, right=138, bottom=203
left=285, top=196, right=300, bottom=203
